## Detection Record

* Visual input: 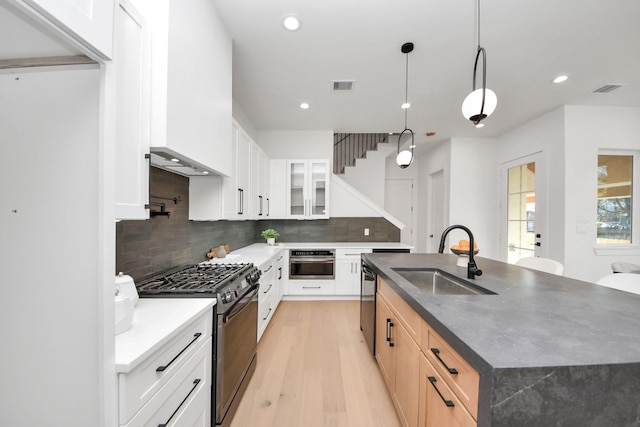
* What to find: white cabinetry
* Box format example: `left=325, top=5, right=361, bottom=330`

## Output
left=251, top=143, right=270, bottom=219
left=11, top=0, right=115, bottom=59
left=257, top=250, right=284, bottom=341
left=335, top=249, right=372, bottom=295
left=287, top=279, right=336, bottom=296
left=117, top=303, right=213, bottom=427
left=129, top=0, right=232, bottom=176
left=190, top=120, right=258, bottom=221
left=274, top=253, right=286, bottom=305
left=114, top=0, right=151, bottom=220
left=269, top=159, right=287, bottom=219
left=286, top=160, right=330, bottom=219
left=220, top=121, right=252, bottom=219
left=257, top=257, right=277, bottom=341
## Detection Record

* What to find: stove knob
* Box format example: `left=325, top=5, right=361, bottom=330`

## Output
left=222, top=292, right=232, bottom=304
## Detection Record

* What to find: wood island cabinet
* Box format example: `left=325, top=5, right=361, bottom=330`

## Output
left=375, top=277, right=478, bottom=427
left=376, top=278, right=420, bottom=427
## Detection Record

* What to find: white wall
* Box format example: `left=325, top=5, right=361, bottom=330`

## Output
left=494, top=107, right=566, bottom=264
left=257, top=130, right=334, bottom=160
left=563, top=106, right=640, bottom=281
left=232, top=99, right=259, bottom=141
left=342, top=142, right=395, bottom=206
left=448, top=138, right=500, bottom=260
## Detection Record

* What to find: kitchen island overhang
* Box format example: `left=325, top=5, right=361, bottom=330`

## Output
left=362, top=252, right=640, bottom=427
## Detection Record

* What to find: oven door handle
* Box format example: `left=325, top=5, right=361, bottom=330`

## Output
left=289, top=257, right=335, bottom=263
left=222, top=283, right=259, bottom=323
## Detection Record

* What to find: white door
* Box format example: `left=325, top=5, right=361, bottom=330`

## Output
left=501, top=152, right=546, bottom=263
left=428, top=170, right=446, bottom=253
left=385, top=179, right=413, bottom=246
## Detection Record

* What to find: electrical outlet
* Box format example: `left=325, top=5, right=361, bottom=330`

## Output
left=364, top=228, right=370, bottom=236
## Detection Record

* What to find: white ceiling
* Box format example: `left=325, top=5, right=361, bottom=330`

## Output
left=2, top=0, right=638, bottom=151
left=214, top=0, right=640, bottom=148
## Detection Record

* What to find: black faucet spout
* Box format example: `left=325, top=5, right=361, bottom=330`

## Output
left=438, top=224, right=483, bottom=279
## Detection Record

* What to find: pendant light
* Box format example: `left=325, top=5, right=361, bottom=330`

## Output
left=396, top=42, right=415, bottom=169
left=461, top=0, right=497, bottom=128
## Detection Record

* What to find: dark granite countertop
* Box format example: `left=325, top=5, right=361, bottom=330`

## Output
left=363, top=252, right=640, bottom=372
left=363, top=253, right=640, bottom=426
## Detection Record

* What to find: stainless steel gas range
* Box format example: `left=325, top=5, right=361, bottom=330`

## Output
left=136, top=263, right=261, bottom=427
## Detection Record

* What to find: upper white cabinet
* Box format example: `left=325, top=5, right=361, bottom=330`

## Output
left=251, top=143, right=270, bottom=219
left=11, top=0, right=115, bottom=59
left=286, top=160, right=330, bottom=219
left=129, top=0, right=232, bottom=177
left=114, top=0, right=150, bottom=220
left=269, top=159, right=287, bottom=219
left=219, top=121, right=252, bottom=220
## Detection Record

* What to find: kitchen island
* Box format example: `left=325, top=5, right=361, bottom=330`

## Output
left=363, top=252, right=640, bottom=427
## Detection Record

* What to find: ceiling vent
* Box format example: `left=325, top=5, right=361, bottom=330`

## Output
left=592, top=84, right=623, bottom=94
left=332, top=80, right=354, bottom=91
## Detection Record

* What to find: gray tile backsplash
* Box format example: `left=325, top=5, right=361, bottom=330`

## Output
left=116, top=167, right=399, bottom=281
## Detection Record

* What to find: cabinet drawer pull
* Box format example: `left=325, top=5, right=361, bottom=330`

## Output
left=262, top=308, right=272, bottom=321
left=263, top=284, right=273, bottom=294
left=157, top=378, right=201, bottom=427
left=263, top=265, right=273, bottom=273
left=430, top=348, right=458, bottom=375
left=302, top=286, right=322, bottom=289
left=428, top=376, right=455, bottom=408
left=156, top=333, right=202, bottom=372
left=386, top=318, right=395, bottom=347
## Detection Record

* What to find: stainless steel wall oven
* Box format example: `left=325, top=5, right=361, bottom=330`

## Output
left=289, top=249, right=335, bottom=279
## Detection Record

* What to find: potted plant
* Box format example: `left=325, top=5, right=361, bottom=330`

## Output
left=261, top=228, right=280, bottom=245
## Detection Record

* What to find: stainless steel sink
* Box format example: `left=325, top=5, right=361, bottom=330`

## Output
left=391, top=268, right=495, bottom=295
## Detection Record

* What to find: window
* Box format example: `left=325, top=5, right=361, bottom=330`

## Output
left=507, top=162, right=536, bottom=263
left=597, top=153, right=636, bottom=244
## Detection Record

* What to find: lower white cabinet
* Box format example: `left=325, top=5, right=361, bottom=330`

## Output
left=287, top=279, right=336, bottom=296
left=274, top=253, right=286, bottom=306
left=117, top=304, right=213, bottom=427
left=258, top=251, right=286, bottom=341
left=122, top=339, right=212, bottom=427
left=335, top=249, right=372, bottom=295
left=258, top=258, right=277, bottom=340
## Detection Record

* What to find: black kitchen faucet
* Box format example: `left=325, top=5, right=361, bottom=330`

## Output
left=438, top=224, right=483, bottom=279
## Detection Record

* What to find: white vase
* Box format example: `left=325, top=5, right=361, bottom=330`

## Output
left=267, top=238, right=275, bottom=245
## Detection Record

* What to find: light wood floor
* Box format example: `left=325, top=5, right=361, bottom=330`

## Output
left=229, top=300, right=401, bottom=427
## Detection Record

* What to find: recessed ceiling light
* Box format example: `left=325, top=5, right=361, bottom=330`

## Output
left=300, top=102, right=309, bottom=109
left=401, top=102, right=411, bottom=109
left=553, top=75, right=569, bottom=84
left=282, top=14, right=301, bottom=31
left=202, top=171, right=209, bottom=175
left=171, top=158, right=180, bottom=162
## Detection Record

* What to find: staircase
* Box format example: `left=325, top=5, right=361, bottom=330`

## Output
left=333, top=133, right=390, bottom=174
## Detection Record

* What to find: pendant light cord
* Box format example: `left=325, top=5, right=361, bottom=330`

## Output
left=476, top=0, right=481, bottom=50
left=404, top=52, right=409, bottom=129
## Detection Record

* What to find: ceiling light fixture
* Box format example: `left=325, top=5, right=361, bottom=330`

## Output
left=282, top=14, right=301, bottom=31
left=300, top=102, right=309, bottom=109
left=553, top=75, right=569, bottom=84
left=461, top=0, right=497, bottom=128
left=396, top=42, right=415, bottom=169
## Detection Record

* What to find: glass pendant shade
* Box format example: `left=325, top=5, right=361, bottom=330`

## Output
left=462, top=87, right=497, bottom=123
left=396, top=150, right=413, bottom=168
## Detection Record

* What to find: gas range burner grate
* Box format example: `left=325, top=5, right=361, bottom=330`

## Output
left=137, top=263, right=252, bottom=295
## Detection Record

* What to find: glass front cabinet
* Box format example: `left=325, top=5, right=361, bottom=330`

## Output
left=286, top=160, right=330, bottom=219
